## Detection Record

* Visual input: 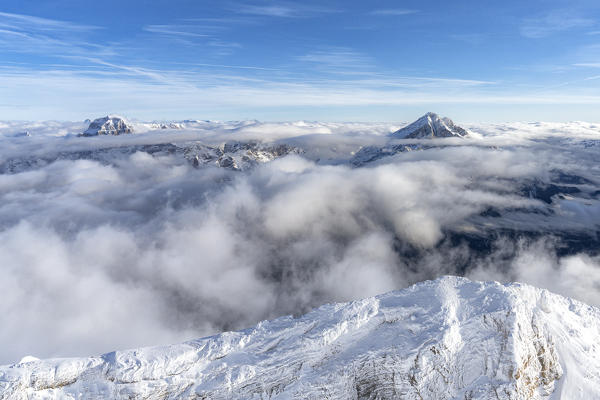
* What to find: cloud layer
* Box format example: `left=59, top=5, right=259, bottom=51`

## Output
left=0, top=121, right=599, bottom=364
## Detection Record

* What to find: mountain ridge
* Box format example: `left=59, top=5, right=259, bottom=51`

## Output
left=2, top=276, right=599, bottom=399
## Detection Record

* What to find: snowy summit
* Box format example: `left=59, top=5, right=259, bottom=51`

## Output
left=1, top=276, right=599, bottom=399
left=391, top=112, right=468, bottom=139
left=81, top=115, right=134, bottom=136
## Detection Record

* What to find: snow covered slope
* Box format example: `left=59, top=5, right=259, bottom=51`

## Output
left=1, top=276, right=599, bottom=399
left=391, top=112, right=468, bottom=139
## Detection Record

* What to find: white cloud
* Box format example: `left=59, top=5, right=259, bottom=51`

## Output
left=520, top=11, right=594, bottom=38
left=470, top=240, right=600, bottom=310
left=0, top=11, right=97, bottom=32
left=296, top=48, right=375, bottom=75
left=369, top=9, right=419, bottom=16
left=233, top=2, right=337, bottom=18
left=0, top=123, right=598, bottom=363
left=143, top=25, right=209, bottom=38
left=574, top=63, right=600, bottom=68
left=236, top=4, right=297, bottom=17
left=0, top=11, right=111, bottom=58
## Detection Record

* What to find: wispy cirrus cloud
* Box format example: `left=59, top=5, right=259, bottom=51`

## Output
left=0, top=10, right=97, bottom=32
left=0, top=10, right=111, bottom=57
left=143, top=24, right=242, bottom=53
left=296, top=48, right=374, bottom=75
left=520, top=11, right=594, bottom=38
left=574, top=63, right=600, bottom=68
left=232, top=2, right=338, bottom=18
left=356, top=76, right=495, bottom=88
left=182, top=16, right=261, bottom=31
left=369, top=9, right=419, bottom=16
left=236, top=4, right=296, bottom=17
left=0, top=29, right=114, bottom=58
left=168, top=62, right=280, bottom=71
left=143, top=25, right=209, bottom=38
left=0, top=7, right=597, bottom=121
left=7, top=58, right=599, bottom=122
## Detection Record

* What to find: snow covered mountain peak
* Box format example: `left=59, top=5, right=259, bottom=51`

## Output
left=81, top=115, right=134, bottom=136
left=392, top=112, right=469, bottom=139
left=2, top=276, right=599, bottom=399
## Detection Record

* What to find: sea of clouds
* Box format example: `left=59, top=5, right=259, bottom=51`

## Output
left=0, top=120, right=599, bottom=363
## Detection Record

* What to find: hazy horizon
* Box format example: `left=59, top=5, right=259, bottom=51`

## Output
left=2, top=109, right=600, bottom=125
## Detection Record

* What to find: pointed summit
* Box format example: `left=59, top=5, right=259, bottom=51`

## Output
left=391, top=112, right=468, bottom=139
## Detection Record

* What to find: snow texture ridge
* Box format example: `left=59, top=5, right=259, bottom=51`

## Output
left=391, top=112, right=469, bottom=139
left=1, top=276, right=599, bottom=399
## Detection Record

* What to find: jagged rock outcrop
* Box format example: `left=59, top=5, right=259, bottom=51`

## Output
left=391, top=112, right=468, bottom=139
left=184, top=141, right=303, bottom=171
left=0, top=140, right=303, bottom=174
left=350, top=143, right=424, bottom=166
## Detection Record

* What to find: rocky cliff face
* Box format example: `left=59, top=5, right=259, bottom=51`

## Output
left=2, top=276, right=598, bottom=399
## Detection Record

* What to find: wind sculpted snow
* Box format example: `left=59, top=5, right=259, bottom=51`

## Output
left=2, top=277, right=600, bottom=399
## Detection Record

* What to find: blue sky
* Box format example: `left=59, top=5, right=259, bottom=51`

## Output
left=1, top=0, right=600, bottom=121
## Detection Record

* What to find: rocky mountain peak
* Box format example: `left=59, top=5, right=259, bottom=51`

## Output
left=391, top=112, right=468, bottom=139
left=81, top=115, right=134, bottom=136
